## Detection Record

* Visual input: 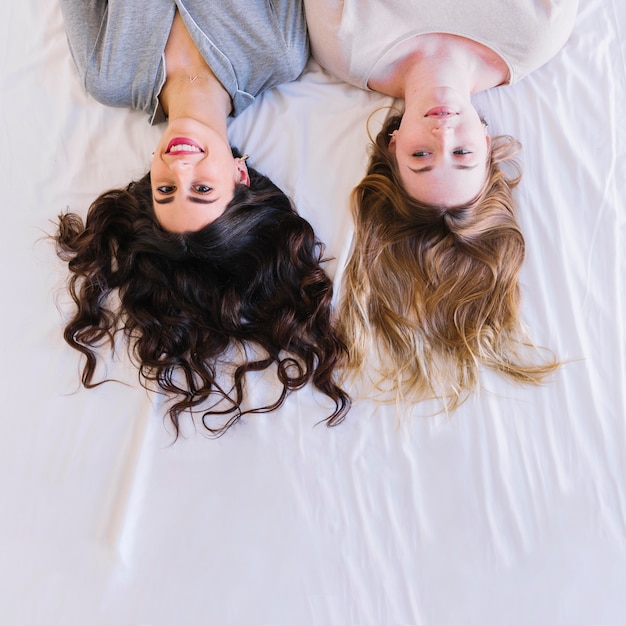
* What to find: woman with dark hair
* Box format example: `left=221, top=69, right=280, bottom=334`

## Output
left=55, top=0, right=350, bottom=436
left=304, top=1, right=578, bottom=410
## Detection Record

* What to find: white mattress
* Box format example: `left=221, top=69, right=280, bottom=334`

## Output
left=1, top=1, right=625, bottom=624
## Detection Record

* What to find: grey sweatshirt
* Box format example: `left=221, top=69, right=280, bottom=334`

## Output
left=60, top=0, right=309, bottom=123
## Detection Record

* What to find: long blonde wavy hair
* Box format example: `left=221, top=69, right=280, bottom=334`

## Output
left=337, top=113, right=559, bottom=410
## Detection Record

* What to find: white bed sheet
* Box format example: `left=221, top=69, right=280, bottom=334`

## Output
left=1, top=1, right=625, bottom=624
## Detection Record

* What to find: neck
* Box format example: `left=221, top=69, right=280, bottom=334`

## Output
left=396, top=54, right=472, bottom=123
left=158, top=9, right=232, bottom=139
left=371, top=34, right=507, bottom=100
left=407, top=36, right=494, bottom=98
left=159, top=71, right=232, bottom=140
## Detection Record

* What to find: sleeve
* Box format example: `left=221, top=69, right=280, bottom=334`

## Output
left=59, top=0, right=109, bottom=83
left=269, top=0, right=309, bottom=62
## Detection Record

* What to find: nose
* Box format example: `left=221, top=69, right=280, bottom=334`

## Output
left=431, top=125, right=455, bottom=152
left=431, top=122, right=454, bottom=134
left=166, top=156, right=198, bottom=177
left=430, top=112, right=458, bottom=131
left=166, top=159, right=195, bottom=187
left=431, top=126, right=454, bottom=150
left=171, top=158, right=191, bottom=169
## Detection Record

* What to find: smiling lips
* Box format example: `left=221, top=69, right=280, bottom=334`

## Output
left=425, top=107, right=458, bottom=117
left=166, top=137, right=204, bottom=155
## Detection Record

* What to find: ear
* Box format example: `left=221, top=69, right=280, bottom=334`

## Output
left=235, top=158, right=250, bottom=187
left=388, top=130, right=397, bottom=153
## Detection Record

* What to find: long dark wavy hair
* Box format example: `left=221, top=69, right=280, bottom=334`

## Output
left=55, top=151, right=350, bottom=436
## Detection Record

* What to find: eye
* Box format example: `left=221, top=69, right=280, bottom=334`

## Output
left=156, top=185, right=175, bottom=194
left=453, top=149, right=473, bottom=156
left=193, top=184, right=212, bottom=194
left=412, top=151, right=430, bottom=158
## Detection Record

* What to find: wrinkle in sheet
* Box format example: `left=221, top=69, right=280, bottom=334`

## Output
left=97, top=392, right=154, bottom=567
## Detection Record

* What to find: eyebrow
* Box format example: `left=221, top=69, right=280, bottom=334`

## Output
left=409, top=164, right=479, bottom=173
left=153, top=195, right=218, bottom=205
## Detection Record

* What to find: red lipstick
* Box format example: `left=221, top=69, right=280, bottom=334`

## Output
left=166, top=137, right=204, bottom=154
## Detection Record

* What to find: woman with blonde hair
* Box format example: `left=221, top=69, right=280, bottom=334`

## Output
left=305, top=1, right=578, bottom=409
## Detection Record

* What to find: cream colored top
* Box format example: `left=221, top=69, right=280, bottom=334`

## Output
left=304, top=0, right=578, bottom=89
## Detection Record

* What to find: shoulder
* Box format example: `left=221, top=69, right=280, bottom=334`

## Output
left=61, top=0, right=174, bottom=113
left=506, top=0, right=579, bottom=82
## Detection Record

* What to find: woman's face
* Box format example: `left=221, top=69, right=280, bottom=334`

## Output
left=150, top=118, right=249, bottom=232
left=389, top=97, right=491, bottom=207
